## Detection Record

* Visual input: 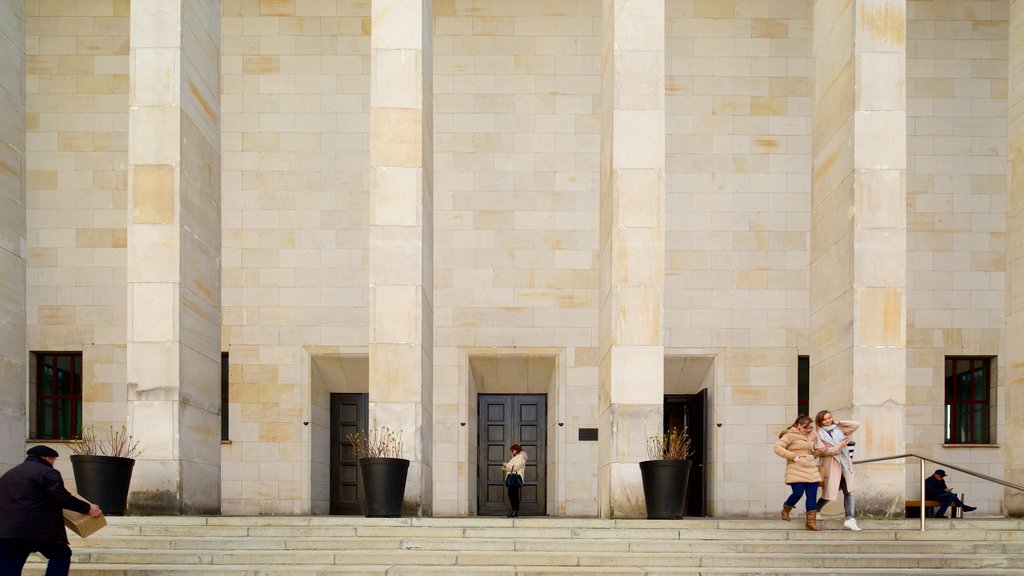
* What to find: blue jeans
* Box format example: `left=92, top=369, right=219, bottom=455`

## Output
left=931, top=492, right=965, bottom=517
left=784, top=482, right=819, bottom=512
left=817, top=474, right=856, bottom=520
left=0, top=539, right=72, bottom=576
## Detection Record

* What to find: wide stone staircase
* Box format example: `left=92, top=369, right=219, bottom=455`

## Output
left=26, top=516, right=1024, bottom=575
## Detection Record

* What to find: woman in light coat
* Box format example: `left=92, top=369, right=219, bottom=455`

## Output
left=813, top=410, right=860, bottom=530
left=773, top=415, right=822, bottom=530
left=502, top=444, right=527, bottom=517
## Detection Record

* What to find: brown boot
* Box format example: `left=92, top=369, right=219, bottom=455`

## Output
left=781, top=505, right=793, bottom=521
left=805, top=510, right=820, bottom=531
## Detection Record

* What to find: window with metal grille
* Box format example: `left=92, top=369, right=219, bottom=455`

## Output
left=797, top=355, right=809, bottom=416
left=34, top=352, right=83, bottom=440
left=944, top=357, right=992, bottom=444
left=221, top=352, right=229, bottom=441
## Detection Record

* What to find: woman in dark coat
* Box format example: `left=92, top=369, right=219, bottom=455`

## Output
left=0, top=445, right=101, bottom=576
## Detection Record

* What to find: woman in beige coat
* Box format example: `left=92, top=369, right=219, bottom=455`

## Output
left=813, top=410, right=860, bottom=530
left=773, top=415, right=822, bottom=530
left=502, top=444, right=527, bottom=517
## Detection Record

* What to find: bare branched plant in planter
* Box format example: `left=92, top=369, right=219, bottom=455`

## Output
left=69, top=426, right=142, bottom=516
left=347, top=426, right=403, bottom=459
left=640, top=427, right=694, bottom=519
left=69, top=426, right=143, bottom=459
left=346, top=426, right=408, bottom=517
left=647, top=427, right=693, bottom=461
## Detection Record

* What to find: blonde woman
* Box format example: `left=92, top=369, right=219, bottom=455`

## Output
left=773, top=415, right=822, bottom=530
left=502, top=444, right=527, bottom=517
left=813, top=410, right=860, bottom=530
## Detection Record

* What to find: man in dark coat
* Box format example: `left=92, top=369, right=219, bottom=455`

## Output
left=924, top=468, right=977, bottom=518
left=0, top=445, right=102, bottom=576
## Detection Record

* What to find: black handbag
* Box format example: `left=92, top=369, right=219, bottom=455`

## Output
left=505, top=473, right=523, bottom=487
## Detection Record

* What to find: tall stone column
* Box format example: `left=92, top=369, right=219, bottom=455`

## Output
left=126, top=0, right=221, bottom=514
left=1006, top=0, right=1024, bottom=517
left=810, top=0, right=906, bottom=510
left=368, top=0, right=434, bottom=515
left=0, top=0, right=26, bottom=471
left=598, top=0, right=665, bottom=518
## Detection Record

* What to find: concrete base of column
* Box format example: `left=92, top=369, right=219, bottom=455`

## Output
left=127, top=399, right=221, bottom=514
left=599, top=403, right=661, bottom=518
left=844, top=404, right=904, bottom=515
left=129, top=459, right=220, bottom=515
left=371, top=400, right=430, bottom=516
left=1006, top=417, right=1024, bottom=516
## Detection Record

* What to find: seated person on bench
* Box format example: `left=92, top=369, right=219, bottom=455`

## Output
left=925, top=469, right=977, bottom=518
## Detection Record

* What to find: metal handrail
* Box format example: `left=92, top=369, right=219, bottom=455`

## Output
left=853, top=452, right=1024, bottom=531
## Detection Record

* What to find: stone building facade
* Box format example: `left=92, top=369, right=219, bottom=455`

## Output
left=1, top=0, right=1023, bottom=517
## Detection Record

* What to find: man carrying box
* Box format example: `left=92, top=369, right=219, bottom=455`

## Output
left=0, top=445, right=102, bottom=576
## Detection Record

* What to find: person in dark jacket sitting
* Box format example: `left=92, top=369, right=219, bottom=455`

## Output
left=0, top=445, right=102, bottom=576
left=924, top=469, right=977, bottom=518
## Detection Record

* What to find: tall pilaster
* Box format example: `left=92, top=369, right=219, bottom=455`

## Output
left=598, top=0, right=665, bottom=518
left=810, top=0, right=906, bottom=510
left=127, top=0, right=221, bottom=514
left=1006, top=0, right=1024, bottom=517
left=368, top=0, right=434, bottom=515
left=0, top=0, right=26, bottom=471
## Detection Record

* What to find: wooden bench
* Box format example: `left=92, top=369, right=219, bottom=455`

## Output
left=905, top=499, right=945, bottom=518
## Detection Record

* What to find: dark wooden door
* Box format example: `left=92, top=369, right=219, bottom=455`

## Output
left=665, top=390, right=707, bottom=517
left=330, top=393, right=367, bottom=515
left=477, top=394, right=546, bottom=516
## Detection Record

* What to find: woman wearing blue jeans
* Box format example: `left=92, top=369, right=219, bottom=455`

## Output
left=774, top=415, right=823, bottom=530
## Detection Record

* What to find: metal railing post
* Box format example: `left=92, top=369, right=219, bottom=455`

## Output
left=920, top=458, right=926, bottom=531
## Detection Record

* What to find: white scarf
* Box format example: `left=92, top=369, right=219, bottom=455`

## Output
left=819, top=424, right=851, bottom=473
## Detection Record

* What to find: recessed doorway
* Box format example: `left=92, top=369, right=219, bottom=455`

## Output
left=330, top=392, right=367, bottom=515
left=477, top=394, right=547, bottom=516
left=665, top=391, right=706, bottom=517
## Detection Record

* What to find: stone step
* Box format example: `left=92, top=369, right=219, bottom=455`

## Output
left=85, top=516, right=1024, bottom=527
left=88, top=516, right=1024, bottom=534
left=18, top=561, right=1024, bottom=569
left=65, top=535, right=1024, bottom=554
left=22, top=517, right=1024, bottom=576
left=55, top=549, right=1024, bottom=569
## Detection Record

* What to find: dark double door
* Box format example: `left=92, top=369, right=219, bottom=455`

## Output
left=665, top=390, right=707, bottom=517
left=477, top=394, right=546, bottom=516
left=330, top=393, right=367, bottom=515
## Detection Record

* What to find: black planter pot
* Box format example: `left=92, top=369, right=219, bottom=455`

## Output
left=70, top=455, right=135, bottom=516
left=358, top=457, right=409, bottom=517
left=639, top=459, right=692, bottom=519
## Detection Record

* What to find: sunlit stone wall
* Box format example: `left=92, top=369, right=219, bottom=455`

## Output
left=907, top=0, right=1008, bottom=515
left=665, top=0, right=813, bottom=516
left=24, top=0, right=130, bottom=448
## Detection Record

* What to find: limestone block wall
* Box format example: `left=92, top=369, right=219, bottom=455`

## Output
left=24, top=0, right=129, bottom=438
left=1006, top=0, right=1024, bottom=514
left=220, top=0, right=371, bottom=515
left=665, top=0, right=812, bottom=516
left=0, top=0, right=26, bottom=470
left=906, top=0, right=1008, bottom=513
left=431, top=0, right=602, bottom=516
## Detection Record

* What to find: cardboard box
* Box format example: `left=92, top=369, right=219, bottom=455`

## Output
left=63, top=499, right=106, bottom=538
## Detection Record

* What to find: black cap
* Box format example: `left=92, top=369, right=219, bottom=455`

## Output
left=27, top=445, right=59, bottom=458
left=934, top=469, right=946, bottom=477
